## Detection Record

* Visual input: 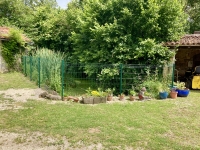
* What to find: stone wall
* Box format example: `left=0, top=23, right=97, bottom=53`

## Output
left=0, top=40, right=8, bottom=73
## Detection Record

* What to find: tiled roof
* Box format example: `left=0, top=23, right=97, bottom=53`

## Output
left=0, top=26, right=30, bottom=42
left=165, top=32, right=200, bottom=46
left=0, top=27, right=9, bottom=40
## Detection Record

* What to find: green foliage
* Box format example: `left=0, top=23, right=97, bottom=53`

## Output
left=71, top=0, right=187, bottom=65
left=184, top=0, right=200, bottom=33
left=0, top=0, right=31, bottom=27
left=105, top=88, right=115, bottom=96
left=85, top=87, right=106, bottom=97
left=134, top=39, right=175, bottom=65
left=141, top=67, right=171, bottom=98
left=23, top=0, right=57, bottom=8
left=174, top=81, right=186, bottom=89
left=25, top=6, right=71, bottom=53
left=129, top=89, right=136, bottom=96
left=1, top=28, right=25, bottom=71
left=30, top=48, right=65, bottom=93
left=97, top=65, right=119, bottom=90
left=97, top=67, right=119, bottom=81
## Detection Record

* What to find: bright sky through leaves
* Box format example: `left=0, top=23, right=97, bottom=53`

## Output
left=56, top=0, right=71, bottom=8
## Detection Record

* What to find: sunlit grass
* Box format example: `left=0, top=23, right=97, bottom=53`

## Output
left=0, top=72, right=200, bottom=149
left=0, top=72, right=37, bottom=90
left=0, top=91, right=200, bottom=149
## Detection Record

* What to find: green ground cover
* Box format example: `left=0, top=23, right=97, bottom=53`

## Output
left=0, top=72, right=200, bottom=149
left=0, top=72, right=37, bottom=90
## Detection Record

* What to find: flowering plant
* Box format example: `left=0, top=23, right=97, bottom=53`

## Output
left=85, top=87, right=106, bottom=97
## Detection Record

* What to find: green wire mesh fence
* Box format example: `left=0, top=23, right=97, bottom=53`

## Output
left=22, top=56, right=175, bottom=100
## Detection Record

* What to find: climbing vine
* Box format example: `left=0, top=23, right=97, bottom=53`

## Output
left=1, top=28, right=26, bottom=71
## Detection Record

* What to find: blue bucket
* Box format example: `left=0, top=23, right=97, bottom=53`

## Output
left=159, top=92, right=168, bottom=99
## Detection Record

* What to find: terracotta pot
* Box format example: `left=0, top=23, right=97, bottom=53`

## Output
left=129, top=95, right=135, bottom=101
left=170, top=91, right=178, bottom=99
left=107, top=95, right=113, bottom=101
left=119, top=95, right=125, bottom=100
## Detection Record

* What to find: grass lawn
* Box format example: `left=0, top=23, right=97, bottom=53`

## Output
left=0, top=72, right=200, bottom=149
left=0, top=72, right=37, bottom=90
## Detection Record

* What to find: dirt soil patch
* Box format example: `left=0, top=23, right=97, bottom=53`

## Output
left=0, top=88, right=46, bottom=102
left=0, top=131, right=103, bottom=150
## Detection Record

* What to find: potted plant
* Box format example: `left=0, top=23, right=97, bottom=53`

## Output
left=170, top=88, right=178, bottom=99
left=175, top=81, right=190, bottom=97
left=83, top=87, right=107, bottom=104
left=118, top=93, right=125, bottom=100
left=159, top=91, right=169, bottom=99
left=105, top=88, right=115, bottom=101
left=158, top=83, right=169, bottom=99
left=129, top=89, right=136, bottom=101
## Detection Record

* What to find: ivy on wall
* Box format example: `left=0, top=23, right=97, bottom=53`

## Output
left=1, top=28, right=26, bottom=71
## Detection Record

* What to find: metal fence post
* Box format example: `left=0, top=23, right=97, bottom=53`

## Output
left=171, top=63, right=175, bottom=88
left=61, top=60, right=65, bottom=100
left=21, top=56, right=24, bottom=73
left=24, top=56, right=26, bottom=76
left=24, top=56, right=27, bottom=76
left=38, top=57, right=41, bottom=88
left=120, top=64, right=123, bottom=94
left=30, top=56, right=32, bottom=81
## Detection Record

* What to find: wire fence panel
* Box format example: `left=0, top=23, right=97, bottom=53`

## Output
left=22, top=56, right=175, bottom=99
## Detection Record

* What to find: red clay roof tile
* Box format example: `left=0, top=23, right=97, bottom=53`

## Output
left=165, top=32, right=200, bottom=46
left=0, top=26, right=30, bottom=42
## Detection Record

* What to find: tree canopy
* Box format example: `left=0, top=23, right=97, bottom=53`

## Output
left=2, top=0, right=200, bottom=65
left=70, top=0, right=187, bottom=64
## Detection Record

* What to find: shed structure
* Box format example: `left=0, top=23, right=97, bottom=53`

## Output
left=165, top=31, right=200, bottom=81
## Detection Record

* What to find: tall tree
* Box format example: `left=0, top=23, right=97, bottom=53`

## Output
left=23, top=0, right=57, bottom=8
left=0, top=0, right=31, bottom=27
left=25, top=5, right=71, bottom=52
left=184, top=0, right=200, bottom=33
left=70, top=0, right=187, bottom=64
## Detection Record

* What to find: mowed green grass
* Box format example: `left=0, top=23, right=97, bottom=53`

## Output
left=0, top=72, right=200, bottom=149
left=0, top=72, right=37, bottom=90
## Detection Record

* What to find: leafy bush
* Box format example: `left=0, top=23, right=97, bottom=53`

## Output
left=141, top=67, right=171, bottom=98
left=134, top=39, right=175, bottom=65
left=1, top=28, right=25, bottom=71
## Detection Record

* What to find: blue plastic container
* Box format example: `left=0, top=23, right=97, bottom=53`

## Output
left=177, top=89, right=190, bottom=97
left=159, top=92, right=168, bottom=99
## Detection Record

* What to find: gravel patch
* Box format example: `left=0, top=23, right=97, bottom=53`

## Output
left=0, top=88, right=46, bottom=102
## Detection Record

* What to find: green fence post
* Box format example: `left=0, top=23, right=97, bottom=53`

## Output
left=61, top=60, right=65, bottom=100
left=120, top=64, right=123, bottom=94
left=38, top=57, right=41, bottom=88
left=171, top=63, right=175, bottom=88
left=30, top=56, right=32, bottom=81
left=24, top=56, right=27, bottom=76
left=21, top=56, right=24, bottom=74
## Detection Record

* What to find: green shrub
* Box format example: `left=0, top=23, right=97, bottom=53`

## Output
left=29, top=48, right=65, bottom=93
left=1, top=28, right=25, bottom=71
left=141, top=67, right=171, bottom=98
